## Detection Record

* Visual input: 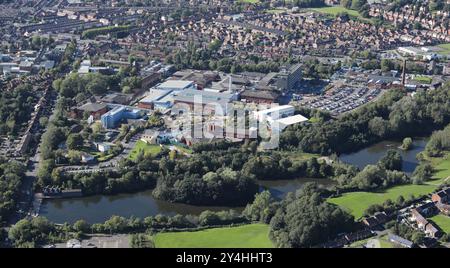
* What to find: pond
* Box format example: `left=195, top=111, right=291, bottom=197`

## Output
left=339, top=138, right=428, bottom=174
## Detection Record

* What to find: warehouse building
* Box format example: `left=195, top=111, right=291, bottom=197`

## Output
left=155, top=80, right=196, bottom=91
left=172, top=89, right=238, bottom=116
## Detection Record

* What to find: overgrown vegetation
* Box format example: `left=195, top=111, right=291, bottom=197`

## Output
left=281, top=83, right=450, bottom=155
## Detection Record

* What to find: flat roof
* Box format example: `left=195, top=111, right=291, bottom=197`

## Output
left=256, top=105, right=294, bottom=115
left=106, top=105, right=126, bottom=116
left=173, top=89, right=234, bottom=104
left=140, top=89, right=173, bottom=103
left=276, top=114, right=309, bottom=126
left=156, top=91, right=176, bottom=103
left=78, top=102, right=107, bottom=112
left=157, top=80, right=194, bottom=90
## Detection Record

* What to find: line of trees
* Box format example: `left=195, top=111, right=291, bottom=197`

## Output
left=0, top=158, right=25, bottom=226
left=0, top=83, right=37, bottom=136
left=82, top=25, right=133, bottom=39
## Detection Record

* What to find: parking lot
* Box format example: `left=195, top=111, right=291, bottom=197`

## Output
left=300, top=86, right=382, bottom=116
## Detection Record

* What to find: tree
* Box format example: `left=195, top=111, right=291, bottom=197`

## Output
left=378, top=150, right=402, bottom=171
left=369, top=117, right=389, bottom=137
left=66, top=133, right=83, bottom=150
left=350, top=0, right=367, bottom=11
left=8, top=217, right=55, bottom=248
left=340, top=0, right=352, bottom=8
left=243, top=191, right=274, bottom=223
left=352, top=165, right=386, bottom=190
left=269, top=184, right=355, bottom=248
left=0, top=160, right=25, bottom=223
left=104, top=216, right=128, bottom=233
left=396, top=195, right=405, bottom=206
left=67, top=150, right=82, bottom=164
left=401, top=137, right=413, bottom=151
left=412, top=163, right=433, bottom=183
left=91, top=122, right=104, bottom=136
left=39, top=117, right=49, bottom=128
left=198, top=210, right=221, bottom=226
left=411, top=232, right=425, bottom=245
left=130, top=234, right=154, bottom=248
left=73, top=219, right=90, bottom=233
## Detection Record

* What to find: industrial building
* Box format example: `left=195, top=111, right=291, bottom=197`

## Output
left=138, top=89, right=175, bottom=110
left=253, top=105, right=295, bottom=123
left=253, top=105, right=309, bottom=134
left=101, top=106, right=144, bottom=129
left=272, top=114, right=309, bottom=131
left=155, top=80, right=196, bottom=91
left=172, top=89, right=238, bottom=116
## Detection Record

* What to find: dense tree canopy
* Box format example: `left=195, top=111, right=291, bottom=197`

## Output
left=0, top=159, right=25, bottom=225
left=425, top=124, right=450, bottom=157
left=0, top=84, right=37, bottom=136
left=269, top=184, right=355, bottom=248
left=378, top=150, right=403, bottom=171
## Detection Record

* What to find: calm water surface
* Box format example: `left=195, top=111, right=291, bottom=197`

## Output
left=339, top=138, right=428, bottom=174
left=41, top=178, right=333, bottom=223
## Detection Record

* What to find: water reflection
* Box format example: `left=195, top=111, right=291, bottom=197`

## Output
left=339, top=138, right=428, bottom=174
left=41, top=177, right=333, bottom=224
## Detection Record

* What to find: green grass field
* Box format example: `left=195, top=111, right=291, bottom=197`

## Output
left=310, top=6, right=361, bottom=18
left=429, top=215, right=450, bottom=234
left=154, top=224, right=273, bottom=248
left=128, top=140, right=162, bottom=160
left=329, top=155, right=450, bottom=219
left=432, top=155, right=450, bottom=184
left=329, top=184, right=437, bottom=219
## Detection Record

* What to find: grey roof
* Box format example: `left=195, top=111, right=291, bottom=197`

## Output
left=157, top=80, right=194, bottom=90
left=173, top=89, right=234, bottom=105
left=78, top=102, right=107, bottom=112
